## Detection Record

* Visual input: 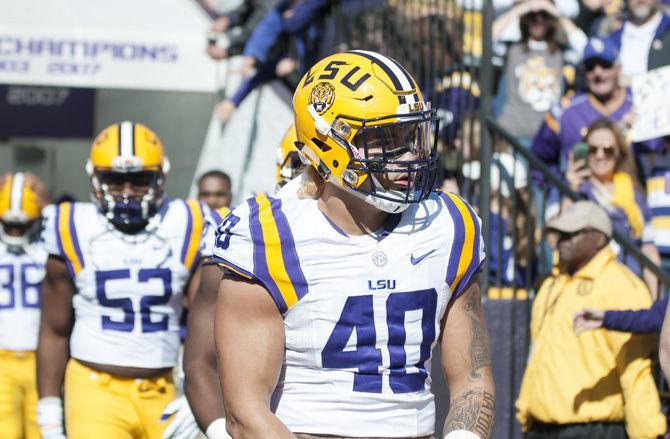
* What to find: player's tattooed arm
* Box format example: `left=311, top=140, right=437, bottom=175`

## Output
left=441, top=281, right=496, bottom=439
left=444, top=388, right=496, bottom=438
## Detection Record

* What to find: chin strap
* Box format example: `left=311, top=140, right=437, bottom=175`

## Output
left=328, top=174, right=410, bottom=214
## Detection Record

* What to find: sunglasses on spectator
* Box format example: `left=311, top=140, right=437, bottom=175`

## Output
left=587, top=145, right=617, bottom=157
left=584, top=59, right=614, bottom=72
left=556, top=228, right=597, bottom=241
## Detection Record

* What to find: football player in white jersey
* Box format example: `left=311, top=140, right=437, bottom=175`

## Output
left=213, top=51, right=496, bottom=438
left=178, top=126, right=302, bottom=438
left=0, top=173, right=49, bottom=439
left=36, top=122, right=204, bottom=439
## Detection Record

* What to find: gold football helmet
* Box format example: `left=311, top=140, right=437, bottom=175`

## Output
left=86, top=121, right=170, bottom=231
left=275, top=123, right=303, bottom=188
left=0, top=173, right=43, bottom=247
left=293, top=50, right=439, bottom=213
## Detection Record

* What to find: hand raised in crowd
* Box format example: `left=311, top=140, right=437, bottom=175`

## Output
left=210, top=16, right=231, bottom=33
left=512, top=0, right=561, bottom=17
left=214, top=99, right=236, bottom=124
left=206, top=44, right=229, bottom=61
left=275, top=57, right=297, bottom=78
left=573, top=308, right=605, bottom=334
left=565, top=151, right=591, bottom=191
left=234, top=56, right=257, bottom=77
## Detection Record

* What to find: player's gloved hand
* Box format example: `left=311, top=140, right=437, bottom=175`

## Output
left=161, top=395, right=200, bottom=439
left=206, top=418, right=231, bottom=439
left=37, top=397, right=66, bottom=439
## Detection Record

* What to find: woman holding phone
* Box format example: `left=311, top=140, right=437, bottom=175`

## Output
left=564, top=118, right=661, bottom=297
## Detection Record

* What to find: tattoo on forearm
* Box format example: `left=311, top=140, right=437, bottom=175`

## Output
left=461, top=286, right=491, bottom=381
left=468, top=314, right=491, bottom=380
left=444, top=388, right=496, bottom=439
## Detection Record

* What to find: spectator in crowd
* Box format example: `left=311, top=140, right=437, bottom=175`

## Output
left=433, top=69, right=480, bottom=186
left=573, top=294, right=668, bottom=333
left=605, top=0, right=670, bottom=81
left=462, top=152, right=537, bottom=288
left=214, top=0, right=332, bottom=123
left=563, top=118, right=660, bottom=296
left=516, top=201, right=666, bottom=438
left=575, top=0, right=626, bottom=37
left=635, top=136, right=670, bottom=270
left=531, top=37, right=632, bottom=182
left=205, top=0, right=280, bottom=61
left=197, top=170, right=232, bottom=210
left=493, top=0, right=587, bottom=145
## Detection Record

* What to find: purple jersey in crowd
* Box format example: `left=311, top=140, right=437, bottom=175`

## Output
left=531, top=89, right=634, bottom=180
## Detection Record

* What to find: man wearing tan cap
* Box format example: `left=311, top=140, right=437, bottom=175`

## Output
left=516, top=201, right=665, bottom=438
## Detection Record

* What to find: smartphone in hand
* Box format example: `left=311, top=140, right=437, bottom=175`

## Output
left=572, top=142, right=589, bottom=168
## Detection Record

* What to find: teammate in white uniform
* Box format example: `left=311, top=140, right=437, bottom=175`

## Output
left=178, top=127, right=302, bottom=438
left=36, top=122, right=203, bottom=439
left=213, top=51, right=496, bottom=438
left=0, top=173, right=48, bottom=439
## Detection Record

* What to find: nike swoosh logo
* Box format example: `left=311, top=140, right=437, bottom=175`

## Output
left=410, top=249, right=435, bottom=265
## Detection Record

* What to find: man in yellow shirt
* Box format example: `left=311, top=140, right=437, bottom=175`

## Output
left=516, top=201, right=666, bottom=438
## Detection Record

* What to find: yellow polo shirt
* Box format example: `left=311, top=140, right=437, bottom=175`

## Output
left=516, top=246, right=666, bottom=438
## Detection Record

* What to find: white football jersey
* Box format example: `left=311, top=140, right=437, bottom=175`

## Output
left=0, top=240, right=47, bottom=351
left=211, top=179, right=484, bottom=437
left=42, top=200, right=203, bottom=368
left=199, top=205, right=231, bottom=260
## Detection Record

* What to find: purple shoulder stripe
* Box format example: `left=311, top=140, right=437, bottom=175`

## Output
left=247, top=197, right=288, bottom=314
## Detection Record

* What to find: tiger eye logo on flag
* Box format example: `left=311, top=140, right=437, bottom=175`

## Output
left=309, top=82, right=336, bottom=115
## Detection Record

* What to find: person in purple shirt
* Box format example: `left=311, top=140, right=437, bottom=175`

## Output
left=531, top=37, right=634, bottom=182
left=573, top=296, right=668, bottom=334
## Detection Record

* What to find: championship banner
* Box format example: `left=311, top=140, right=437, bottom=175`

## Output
left=632, top=65, right=670, bottom=142
left=0, top=0, right=217, bottom=92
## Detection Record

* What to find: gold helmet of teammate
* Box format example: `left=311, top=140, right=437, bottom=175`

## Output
left=293, top=50, right=439, bottom=213
left=276, top=123, right=303, bottom=188
left=86, top=121, right=170, bottom=232
left=0, top=173, right=44, bottom=247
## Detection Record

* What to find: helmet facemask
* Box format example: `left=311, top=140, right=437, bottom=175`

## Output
left=91, top=170, right=165, bottom=233
left=0, top=220, right=37, bottom=249
left=332, top=108, right=440, bottom=213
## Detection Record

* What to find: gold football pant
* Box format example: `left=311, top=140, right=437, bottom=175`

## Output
left=0, top=349, right=39, bottom=439
left=64, top=359, right=175, bottom=439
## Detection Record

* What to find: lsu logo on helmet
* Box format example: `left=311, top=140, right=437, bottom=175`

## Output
left=309, top=82, right=336, bottom=115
